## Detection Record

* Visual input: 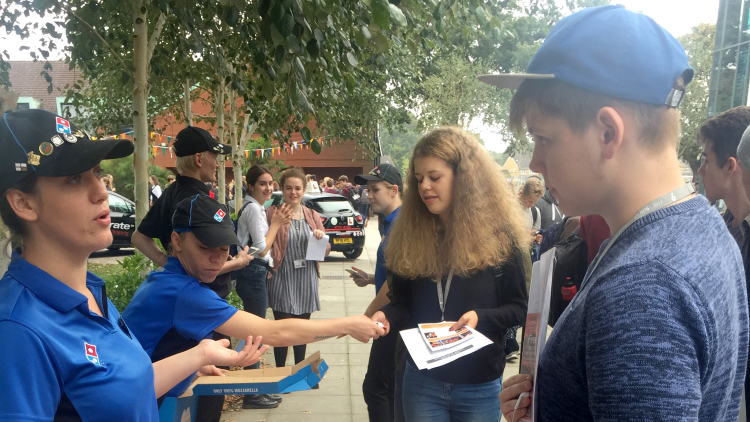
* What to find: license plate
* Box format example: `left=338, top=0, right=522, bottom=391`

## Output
left=334, top=238, right=353, bottom=244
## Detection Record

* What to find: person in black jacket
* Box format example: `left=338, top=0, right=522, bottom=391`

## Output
left=372, top=127, right=529, bottom=422
left=534, top=189, right=564, bottom=231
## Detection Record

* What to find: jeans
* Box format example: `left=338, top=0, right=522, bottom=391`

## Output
left=359, top=204, right=370, bottom=219
left=402, top=361, right=502, bottom=422
left=235, top=259, right=269, bottom=370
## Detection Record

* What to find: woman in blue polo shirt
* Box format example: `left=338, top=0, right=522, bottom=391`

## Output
left=0, top=109, right=266, bottom=422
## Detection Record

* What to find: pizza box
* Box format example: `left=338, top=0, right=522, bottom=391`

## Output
left=159, top=351, right=328, bottom=422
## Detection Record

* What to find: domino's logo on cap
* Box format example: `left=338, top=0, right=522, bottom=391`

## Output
left=56, top=117, right=71, bottom=134
left=214, top=209, right=226, bottom=222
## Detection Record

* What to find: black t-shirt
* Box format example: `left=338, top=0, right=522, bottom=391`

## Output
left=383, top=249, right=528, bottom=384
left=136, top=175, right=233, bottom=298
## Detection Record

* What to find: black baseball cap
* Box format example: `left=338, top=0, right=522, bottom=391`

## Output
left=172, top=126, right=231, bottom=157
left=172, top=194, right=240, bottom=248
left=0, top=109, right=134, bottom=193
left=354, top=164, right=403, bottom=192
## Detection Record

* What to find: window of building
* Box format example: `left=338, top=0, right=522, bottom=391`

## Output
left=15, top=103, right=30, bottom=110
left=709, top=0, right=750, bottom=116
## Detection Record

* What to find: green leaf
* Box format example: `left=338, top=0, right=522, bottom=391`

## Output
left=371, top=0, right=390, bottom=30
left=292, top=0, right=303, bottom=14
left=258, top=0, right=271, bottom=16
left=300, top=126, right=312, bottom=141
left=270, top=2, right=284, bottom=24
left=254, top=51, right=266, bottom=65
left=474, top=6, right=487, bottom=23
left=314, top=28, right=325, bottom=43
left=388, top=4, right=407, bottom=27
left=345, top=52, right=358, bottom=67
left=274, top=45, right=286, bottom=64
left=372, top=34, right=390, bottom=53
left=432, top=3, right=442, bottom=21
left=222, top=5, right=240, bottom=27
left=361, top=25, right=372, bottom=40
left=407, top=39, right=419, bottom=54
left=121, top=72, right=130, bottom=84
left=294, top=57, right=306, bottom=80
left=296, top=86, right=315, bottom=114
left=311, top=139, right=321, bottom=154
left=270, top=25, right=286, bottom=46
left=288, top=34, right=301, bottom=54
left=278, top=14, right=295, bottom=37
left=492, top=26, right=502, bottom=40
left=306, top=39, right=320, bottom=58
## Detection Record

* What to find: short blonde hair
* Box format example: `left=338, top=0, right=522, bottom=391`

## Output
left=174, top=150, right=211, bottom=175
left=386, top=127, right=529, bottom=279
left=522, top=177, right=544, bottom=198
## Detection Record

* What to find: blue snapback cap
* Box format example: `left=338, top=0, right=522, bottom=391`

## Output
left=478, top=5, right=694, bottom=107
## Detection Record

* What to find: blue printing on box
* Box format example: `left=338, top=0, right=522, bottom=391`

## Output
left=158, top=358, right=327, bottom=422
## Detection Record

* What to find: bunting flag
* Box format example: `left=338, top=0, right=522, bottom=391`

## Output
left=245, top=150, right=249, bottom=158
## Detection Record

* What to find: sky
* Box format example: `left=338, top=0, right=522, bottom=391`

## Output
left=1, top=0, right=724, bottom=152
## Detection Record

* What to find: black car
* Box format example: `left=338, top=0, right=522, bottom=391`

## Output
left=107, top=191, right=136, bottom=250
left=302, top=193, right=365, bottom=259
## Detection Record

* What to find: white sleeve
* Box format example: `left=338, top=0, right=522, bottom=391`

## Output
left=153, top=185, right=162, bottom=198
left=238, top=203, right=268, bottom=253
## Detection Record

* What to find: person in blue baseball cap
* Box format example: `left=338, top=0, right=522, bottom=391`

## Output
left=482, top=5, right=748, bottom=422
left=0, top=109, right=267, bottom=422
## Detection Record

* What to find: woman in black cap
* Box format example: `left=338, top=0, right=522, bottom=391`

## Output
left=0, top=109, right=266, bottom=422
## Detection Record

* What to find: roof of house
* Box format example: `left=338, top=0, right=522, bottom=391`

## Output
left=513, top=154, right=532, bottom=169
left=6, top=60, right=81, bottom=113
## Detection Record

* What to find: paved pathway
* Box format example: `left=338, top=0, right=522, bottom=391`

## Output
left=224, top=221, right=523, bottom=422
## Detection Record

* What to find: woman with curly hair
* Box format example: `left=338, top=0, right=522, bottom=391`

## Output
left=372, top=127, right=530, bottom=422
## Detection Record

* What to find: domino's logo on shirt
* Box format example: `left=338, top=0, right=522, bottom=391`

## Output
left=56, top=117, right=71, bottom=134
left=214, top=209, right=226, bottom=222
left=85, top=342, right=101, bottom=365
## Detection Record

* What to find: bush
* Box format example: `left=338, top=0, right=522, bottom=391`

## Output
left=93, top=252, right=157, bottom=311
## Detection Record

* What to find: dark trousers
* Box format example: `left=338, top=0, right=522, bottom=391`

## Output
left=236, top=260, right=269, bottom=371
left=363, top=329, right=397, bottom=422
left=194, top=331, right=231, bottom=422
left=272, top=310, right=311, bottom=367
left=393, top=336, right=407, bottom=422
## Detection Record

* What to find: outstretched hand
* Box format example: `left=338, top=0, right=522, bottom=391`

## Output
left=347, top=314, right=386, bottom=342
left=198, top=335, right=268, bottom=369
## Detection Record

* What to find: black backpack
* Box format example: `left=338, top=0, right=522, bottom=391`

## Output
left=229, top=200, right=254, bottom=257
left=548, top=228, right=588, bottom=327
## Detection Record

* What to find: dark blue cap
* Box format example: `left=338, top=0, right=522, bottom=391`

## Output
left=172, top=195, right=240, bottom=248
left=478, top=5, right=694, bottom=107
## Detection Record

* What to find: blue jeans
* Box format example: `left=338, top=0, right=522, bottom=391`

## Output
left=235, top=259, right=269, bottom=370
left=402, top=361, right=502, bottom=422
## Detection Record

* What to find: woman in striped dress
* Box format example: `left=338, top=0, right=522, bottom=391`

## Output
left=266, top=167, right=330, bottom=368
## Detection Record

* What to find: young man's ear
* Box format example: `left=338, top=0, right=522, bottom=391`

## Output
left=595, top=107, right=625, bottom=160
left=725, top=156, right=739, bottom=174
left=5, top=189, right=40, bottom=223
left=170, top=231, right=182, bottom=252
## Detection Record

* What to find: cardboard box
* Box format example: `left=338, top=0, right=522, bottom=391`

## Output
left=159, top=351, right=328, bottom=422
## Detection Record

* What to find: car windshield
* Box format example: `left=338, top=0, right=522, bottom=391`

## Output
left=109, top=194, right=134, bottom=214
left=310, top=198, right=354, bottom=213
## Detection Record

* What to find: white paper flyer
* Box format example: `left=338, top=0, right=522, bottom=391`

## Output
left=418, top=322, right=474, bottom=352
left=519, top=247, right=556, bottom=422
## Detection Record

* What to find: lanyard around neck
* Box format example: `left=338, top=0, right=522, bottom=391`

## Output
left=584, top=183, right=695, bottom=287
left=437, top=269, right=455, bottom=321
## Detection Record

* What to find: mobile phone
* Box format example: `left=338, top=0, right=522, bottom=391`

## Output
left=272, top=195, right=283, bottom=207
left=247, top=246, right=260, bottom=256
left=346, top=268, right=364, bottom=278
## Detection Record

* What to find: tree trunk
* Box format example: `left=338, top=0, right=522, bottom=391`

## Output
left=215, top=80, right=226, bottom=204
left=228, top=89, right=241, bottom=212
left=184, top=78, right=193, bottom=127
left=132, top=5, right=149, bottom=225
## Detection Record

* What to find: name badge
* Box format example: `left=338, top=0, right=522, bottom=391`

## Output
left=294, top=259, right=307, bottom=269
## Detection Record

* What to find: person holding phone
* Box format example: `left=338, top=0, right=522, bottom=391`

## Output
left=235, top=165, right=292, bottom=409
left=0, top=109, right=266, bottom=422
left=349, top=164, right=403, bottom=422
left=266, top=167, right=330, bottom=370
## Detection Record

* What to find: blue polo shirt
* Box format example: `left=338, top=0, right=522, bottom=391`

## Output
left=0, top=258, right=157, bottom=422
left=123, top=257, right=238, bottom=398
left=375, top=207, right=400, bottom=294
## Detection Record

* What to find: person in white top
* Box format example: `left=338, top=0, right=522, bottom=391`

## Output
left=149, top=175, right=162, bottom=207
left=235, top=165, right=292, bottom=409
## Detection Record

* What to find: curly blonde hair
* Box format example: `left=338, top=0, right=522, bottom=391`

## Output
left=385, top=127, right=530, bottom=280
